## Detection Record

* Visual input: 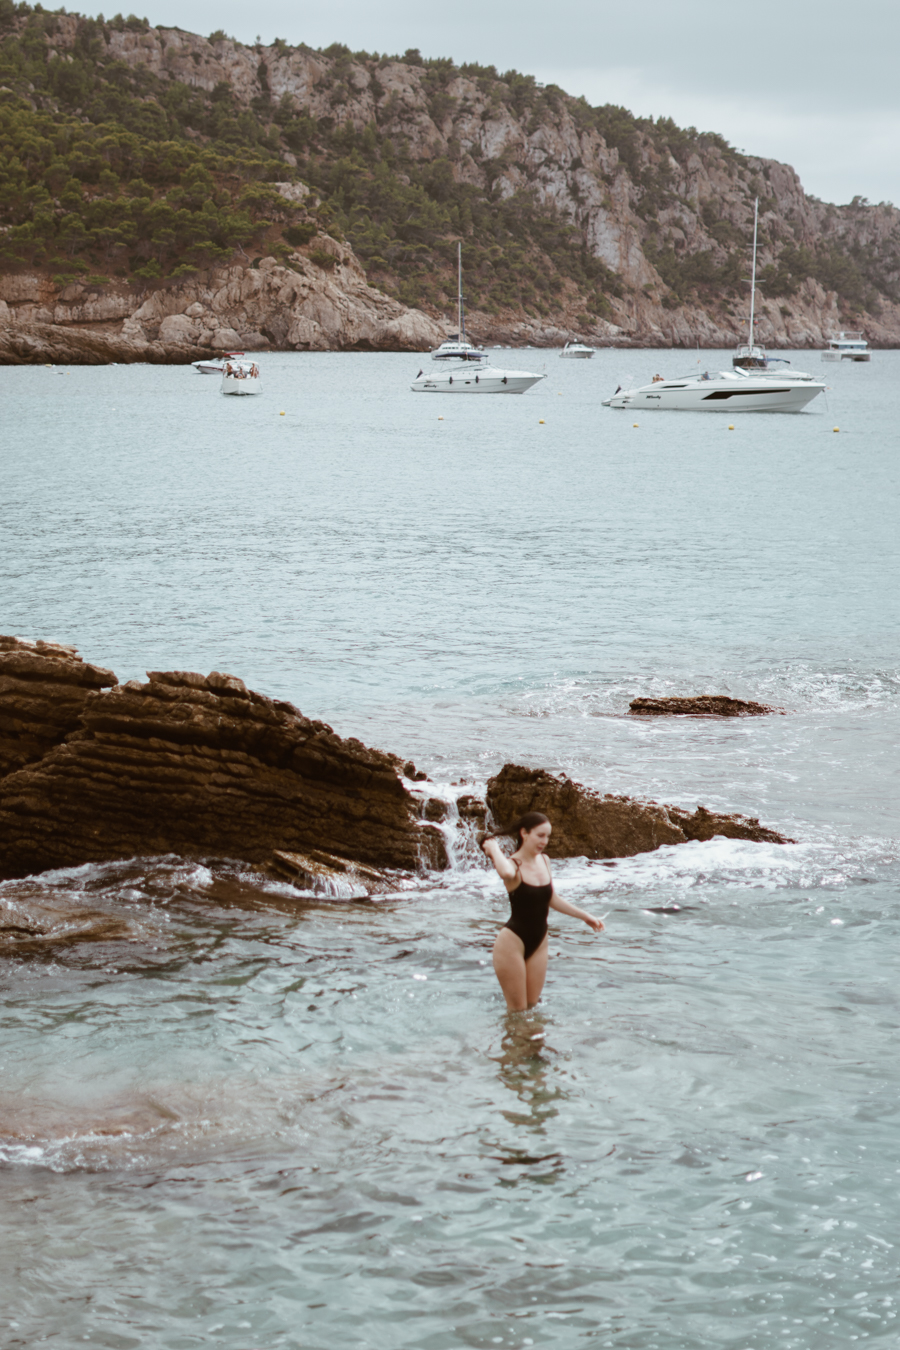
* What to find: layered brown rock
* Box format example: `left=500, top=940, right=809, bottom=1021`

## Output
left=629, top=695, right=780, bottom=717
left=486, top=763, right=792, bottom=859
left=0, top=642, right=445, bottom=880
left=0, top=636, right=117, bottom=778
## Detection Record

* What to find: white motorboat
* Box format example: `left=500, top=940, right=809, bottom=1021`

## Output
left=411, top=365, right=546, bottom=394
left=221, top=359, right=262, bottom=395
left=822, top=331, right=870, bottom=362
left=430, top=244, right=487, bottom=363
left=602, top=367, right=825, bottom=412
left=192, top=351, right=243, bottom=375
left=560, top=341, right=594, bottom=359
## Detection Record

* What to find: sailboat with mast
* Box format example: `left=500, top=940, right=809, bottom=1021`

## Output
left=732, top=197, right=771, bottom=370
left=430, top=243, right=488, bottom=363
left=412, top=241, right=546, bottom=393
left=730, top=200, right=817, bottom=380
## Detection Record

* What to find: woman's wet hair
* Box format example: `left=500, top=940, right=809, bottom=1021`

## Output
left=508, top=811, right=550, bottom=847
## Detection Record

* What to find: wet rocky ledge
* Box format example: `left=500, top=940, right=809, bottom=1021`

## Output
left=629, top=695, right=781, bottom=717
left=0, top=637, right=793, bottom=895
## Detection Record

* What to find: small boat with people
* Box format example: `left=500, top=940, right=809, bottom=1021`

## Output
left=221, top=358, right=262, bottom=396
left=822, top=331, right=870, bottom=362
left=560, top=341, right=594, bottom=359
left=602, top=366, right=825, bottom=413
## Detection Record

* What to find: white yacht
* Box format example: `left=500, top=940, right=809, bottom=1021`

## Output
left=560, top=341, right=594, bottom=359
left=822, top=331, right=870, bottom=362
left=411, top=365, right=546, bottom=395
left=192, top=351, right=243, bottom=375
left=221, top=359, right=262, bottom=395
left=430, top=245, right=487, bottom=363
left=602, top=367, right=825, bottom=413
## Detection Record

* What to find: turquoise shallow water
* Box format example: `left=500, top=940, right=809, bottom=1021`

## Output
left=1, top=349, right=900, bottom=1348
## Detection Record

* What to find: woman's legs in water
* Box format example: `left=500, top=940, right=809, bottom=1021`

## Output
left=492, top=929, right=549, bottom=1012
left=525, top=936, right=549, bottom=1007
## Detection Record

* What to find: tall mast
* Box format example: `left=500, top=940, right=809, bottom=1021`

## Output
left=748, top=197, right=758, bottom=349
left=458, top=242, right=465, bottom=343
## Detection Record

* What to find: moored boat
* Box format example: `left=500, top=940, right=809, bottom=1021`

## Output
left=602, top=367, right=825, bottom=412
left=822, top=331, right=870, bottom=362
left=411, top=365, right=546, bottom=395
left=560, top=341, right=594, bottom=359
left=192, top=351, right=243, bottom=375
left=732, top=198, right=792, bottom=372
left=430, top=245, right=487, bottom=363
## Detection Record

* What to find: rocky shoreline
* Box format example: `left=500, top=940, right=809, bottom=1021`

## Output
left=0, top=636, right=794, bottom=891
left=0, top=247, right=445, bottom=365
left=2, top=254, right=897, bottom=365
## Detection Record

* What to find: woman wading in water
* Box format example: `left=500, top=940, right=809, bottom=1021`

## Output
left=480, top=813, right=604, bottom=1011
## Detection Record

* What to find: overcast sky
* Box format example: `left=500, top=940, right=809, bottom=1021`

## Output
left=134, top=0, right=895, bottom=207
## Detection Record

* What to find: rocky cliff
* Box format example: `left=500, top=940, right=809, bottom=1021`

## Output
left=1, top=10, right=898, bottom=356
left=0, top=236, right=444, bottom=364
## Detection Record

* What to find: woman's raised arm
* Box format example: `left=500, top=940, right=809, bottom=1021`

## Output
left=479, top=834, right=518, bottom=884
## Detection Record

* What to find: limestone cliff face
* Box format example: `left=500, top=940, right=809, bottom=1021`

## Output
left=3, top=15, right=899, bottom=352
left=0, top=242, right=445, bottom=364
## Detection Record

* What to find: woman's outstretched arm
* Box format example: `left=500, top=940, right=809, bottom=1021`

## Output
left=550, top=890, right=604, bottom=932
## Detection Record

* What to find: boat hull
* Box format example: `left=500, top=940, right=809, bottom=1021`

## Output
left=411, top=368, right=545, bottom=394
left=221, top=375, right=262, bottom=396
left=603, top=376, right=825, bottom=412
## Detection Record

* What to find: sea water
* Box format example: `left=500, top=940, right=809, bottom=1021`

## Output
left=1, top=349, right=899, bottom=1349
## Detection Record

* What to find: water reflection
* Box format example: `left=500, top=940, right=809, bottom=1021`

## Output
left=485, top=1010, right=569, bottom=1190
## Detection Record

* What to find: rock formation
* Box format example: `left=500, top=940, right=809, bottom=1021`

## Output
left=486, top=763, right=792, bottom=859
left=0, top=636, right=117, bottom=777
left=0, top=251, right=445, bottom=365
left=0, top=637, right=446, bottom=881
left=0, top=638, right=795, bottom=885
left=629, top=695, right=780, bottom=717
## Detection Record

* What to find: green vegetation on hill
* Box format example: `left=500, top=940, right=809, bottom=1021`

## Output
left=0, top=3, right=898, bottom=321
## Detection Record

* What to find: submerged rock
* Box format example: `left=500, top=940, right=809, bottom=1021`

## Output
left=269, top=848, right=398, bottom=899
left=629, top=695, right=780, bottom=717
left=0, top=637, right=446, bottom=880
left=485, top=763, right=793, bottom=859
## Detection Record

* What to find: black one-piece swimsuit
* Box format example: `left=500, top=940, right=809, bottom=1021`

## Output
left=504, top=864, right=552, bottom=959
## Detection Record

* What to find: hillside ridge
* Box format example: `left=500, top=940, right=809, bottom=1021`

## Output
left=1, top=5, right=899, bottom=353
